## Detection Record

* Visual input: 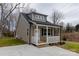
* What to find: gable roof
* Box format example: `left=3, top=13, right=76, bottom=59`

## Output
left=21, top=13, right=61, bottom=27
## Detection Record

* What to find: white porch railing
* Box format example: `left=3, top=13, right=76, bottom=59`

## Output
left=31, top=36, right=60, bottom=45
left=48, top=36, right=60, bottom=43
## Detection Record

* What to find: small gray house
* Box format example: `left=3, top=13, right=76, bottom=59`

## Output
left=16, top=12, right=62, bottom=46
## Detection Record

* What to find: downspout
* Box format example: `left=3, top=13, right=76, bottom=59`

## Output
left=29, top=23, right=31, bottom=44
left=60, top=26, right=62, bottom=44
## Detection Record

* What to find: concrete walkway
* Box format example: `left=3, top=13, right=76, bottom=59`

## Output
left=0, top=44, right=78, bottom=56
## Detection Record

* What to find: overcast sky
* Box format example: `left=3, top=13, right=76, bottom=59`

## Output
left=29, top=3, right=79, bottom=26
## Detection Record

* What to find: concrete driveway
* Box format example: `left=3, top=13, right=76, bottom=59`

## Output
left=0, top=44, right=78, bottom=56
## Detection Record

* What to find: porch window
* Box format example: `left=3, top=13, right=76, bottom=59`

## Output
left=41, top=28, right=46, bottom=36
left=54, top=28, right=60, bottom=36
left=41, top=28, right=53, bottom=36
left=48, top=29, right=51, bottom=36
left=48, top=28, right=53, bottom=36
left=44, top=29, right=46, bottom=35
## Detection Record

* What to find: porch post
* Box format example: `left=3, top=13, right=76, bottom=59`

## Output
left=46, top=26, right=48, bottom=44
left=53, top=27, right=54, bottom=36
left=36, top=25, right=39, bottom=45
left=59, top=27, right=61, bottom=36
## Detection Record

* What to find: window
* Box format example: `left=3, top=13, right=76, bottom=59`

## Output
left=44, top=29, right=46, bottom=35
left=54, top=28, right=59, bottom=36
left=40, top=16, right=42, bottom=19
left=39, top=15, right=41, bottom=19
left=35, top=15, right=39, bottom=19
left=41, top=28, right=46, bottom=36
left=51, top=28, right=53, bottom=36
left=35, top=15, right=41, bottom=19
left=48, top=29, right=51, bottom=36
left=48, top=28, right=53, bottom=36
left=42, top=16, right=44, bottom=20
left=34, top=14, right=46, bottom=22
left=41, top=28, right=53, bottom=36
left=41, top=28, right=43, bottom=36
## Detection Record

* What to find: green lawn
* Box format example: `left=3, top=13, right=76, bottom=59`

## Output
left=61, top=41, right=79, bottom=53
left=0, top=37, right=26, bottom=47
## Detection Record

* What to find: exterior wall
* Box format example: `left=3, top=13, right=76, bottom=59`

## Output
left=16, top=14, right=30, bottom=43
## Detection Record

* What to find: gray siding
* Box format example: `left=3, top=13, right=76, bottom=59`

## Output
left=16, top=14, right=30, bottom=43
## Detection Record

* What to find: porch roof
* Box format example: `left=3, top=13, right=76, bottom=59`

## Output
left=21, top=13, right=61, bottom=27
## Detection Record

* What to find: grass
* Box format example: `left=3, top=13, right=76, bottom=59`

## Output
left=0, top=37, right=26, bottom=47
left=60, top=41, right=79, bottom=53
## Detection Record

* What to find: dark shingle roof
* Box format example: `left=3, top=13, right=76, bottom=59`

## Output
left=28, top=12, right=48, bottom=16
left=21, top=13, right=61, bottom=27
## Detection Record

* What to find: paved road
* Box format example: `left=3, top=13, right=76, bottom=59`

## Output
left=0, top=44, right=78, bottom=56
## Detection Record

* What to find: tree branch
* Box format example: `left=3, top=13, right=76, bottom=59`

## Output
left=4, top=3, right=20, bottom=20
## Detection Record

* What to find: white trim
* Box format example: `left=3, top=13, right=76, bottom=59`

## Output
left=46, top=26, right=48, bottom=44
left=36, top=25, right=39, bottom=45
left=37, top=24, right=60, bottom=28
left=53, top=28, right=54, bottom=36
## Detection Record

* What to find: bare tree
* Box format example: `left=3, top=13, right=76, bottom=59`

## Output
left=0, top=3, right=20, bottom=36
left=0, top=3, right=37, bottom=37
left=5, top=3, right=20, bottom=20
left=50, top=10, right=64, bottom=36
left=65, top=23, right=74, bottom=32
left=51, top=10, right=63, bottom=25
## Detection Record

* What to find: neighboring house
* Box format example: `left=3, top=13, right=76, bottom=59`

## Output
left=16, top=12, right=62, bottom=46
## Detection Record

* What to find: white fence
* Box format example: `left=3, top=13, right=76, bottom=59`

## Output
left=48, top=36, right=60, bottom=43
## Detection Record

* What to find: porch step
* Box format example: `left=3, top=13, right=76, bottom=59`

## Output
left=38, top=43, right=47, bottom=45
left=38, top=43, right=49, bottom=48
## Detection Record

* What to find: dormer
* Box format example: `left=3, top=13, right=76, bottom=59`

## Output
left=28, top=12, right=48, bottom=22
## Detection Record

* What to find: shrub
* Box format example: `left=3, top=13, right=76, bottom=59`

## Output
left=3, top=31, right=14, bottom=37
left=62, top=36, right=67, bottom=41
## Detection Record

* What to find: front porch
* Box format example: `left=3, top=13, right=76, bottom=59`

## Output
left=31, top=24, right=61, bottom=46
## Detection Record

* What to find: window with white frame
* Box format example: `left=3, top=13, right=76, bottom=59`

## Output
left=42, top=16, right=45, bottom=21
left=41, top=28, right=46, bottom=36
left=35, top=15, right=39, bottom=19
left=34, top=14, right=46, bottom=22
left=54, top=28, right=60, bottom=36
left=41, top=28, right=53, bottom=36
left=48, top=28, right=53, bottom=36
